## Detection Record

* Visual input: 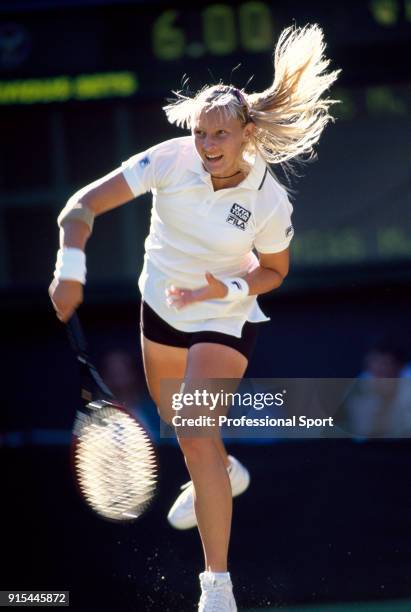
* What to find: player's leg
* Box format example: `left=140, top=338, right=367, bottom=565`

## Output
left=140, top=300, right=190, bottom=423
left=215, top=436, right=230, bottom=468
left=166, top=322, right=253, bottom=530
left=141, top=330, right=250, bottom=528
left=141, top=333, right=248, bottom=609
left=142, top=334, right=247, bottom=569
left=178, top=341, right=248, bottom=572
left=178, top=342, right=247, bottom=611
left=140, top=334, right=188, bottom=424
left=140, top=297, right=251, bottom=550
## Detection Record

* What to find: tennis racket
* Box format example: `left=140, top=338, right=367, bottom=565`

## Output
left=66, top=312, right=157, bottom=522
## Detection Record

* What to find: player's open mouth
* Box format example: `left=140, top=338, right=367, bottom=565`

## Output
left=205, top=154, right=223, bottom=162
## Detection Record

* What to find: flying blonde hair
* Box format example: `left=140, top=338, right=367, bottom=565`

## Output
left=163, top=24, right=341, bottom=176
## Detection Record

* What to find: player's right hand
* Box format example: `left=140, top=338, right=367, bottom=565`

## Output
left=49, top=278, right=83, bottom=322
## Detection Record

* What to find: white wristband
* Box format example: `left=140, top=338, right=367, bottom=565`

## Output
left=54, top=247, right=86, bottom=284
left=222, top=277, right=249, bottom=301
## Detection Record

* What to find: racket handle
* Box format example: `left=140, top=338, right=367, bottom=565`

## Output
left=66, top=311, right=88, bottom=358
left=66, top=311, right=115, bottom=400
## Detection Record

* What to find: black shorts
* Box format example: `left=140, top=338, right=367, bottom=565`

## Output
left=140, top=301, right=259, bottom=361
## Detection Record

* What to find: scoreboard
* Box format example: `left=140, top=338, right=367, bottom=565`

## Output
left=0, top=0, right=410, bottom=104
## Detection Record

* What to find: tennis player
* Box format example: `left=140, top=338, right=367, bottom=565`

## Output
left=49, top=24, right=339, bottom=611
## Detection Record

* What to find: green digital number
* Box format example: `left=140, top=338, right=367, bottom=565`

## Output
left=153, top=2, right=275, bottom=62
left=239, top=2, right=273, bottom=52
left=202, top=4, right=236, bottom=55
left=152, top=10, right=185, bottom=60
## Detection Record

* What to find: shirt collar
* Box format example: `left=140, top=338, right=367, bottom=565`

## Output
left=240, top=153, right=267, bottom=190
left=187, top=139, right=267, bottom=191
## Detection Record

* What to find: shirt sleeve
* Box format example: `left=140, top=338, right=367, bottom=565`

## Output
left=121, top=140, right=175, bottom=197
left=253, top=196, right=294, bottom=254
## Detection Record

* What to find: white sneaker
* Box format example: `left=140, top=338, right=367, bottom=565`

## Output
left=167, top=455, right=250, bottom=530
left=198, top=571, right=237, bottom=611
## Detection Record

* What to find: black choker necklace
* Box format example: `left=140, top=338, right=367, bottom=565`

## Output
left=210, top=170, right=242, bottom=180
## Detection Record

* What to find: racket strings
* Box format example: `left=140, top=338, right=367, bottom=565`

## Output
left=74, top=408, right=157, bottom=521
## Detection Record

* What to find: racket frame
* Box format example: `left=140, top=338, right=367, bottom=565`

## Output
left=66, top=312, right=158, bottom=522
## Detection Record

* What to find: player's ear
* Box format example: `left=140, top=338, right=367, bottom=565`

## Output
left=243, top=121, right=255, bottom=141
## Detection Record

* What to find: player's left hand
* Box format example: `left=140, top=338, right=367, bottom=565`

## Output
left=165, top=272, right=228, bottom=310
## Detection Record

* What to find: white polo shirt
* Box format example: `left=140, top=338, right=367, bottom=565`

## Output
left=122, top=136, right=294, bottom=337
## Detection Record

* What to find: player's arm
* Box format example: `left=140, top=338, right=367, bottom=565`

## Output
left=165, top=248, right=289, bottom=309
left=50, top=168, right=135, bottom=322
left=58, top=167, right=135, bottom=249
left=243, top=248, right=289, bottom=296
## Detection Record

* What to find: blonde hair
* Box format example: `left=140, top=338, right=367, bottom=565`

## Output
left=163, top=24, right=340, bottom=176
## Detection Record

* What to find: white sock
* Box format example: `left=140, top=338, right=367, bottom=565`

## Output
left=208, top=571, right=230, bottom=580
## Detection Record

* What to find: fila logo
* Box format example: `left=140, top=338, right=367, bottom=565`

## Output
left=231, top=280, right=241, bottom=289
left=226, top=203, right=251, bottom=232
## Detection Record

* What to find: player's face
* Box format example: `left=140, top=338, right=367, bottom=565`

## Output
left=193, top=108, right=254, bottom=177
